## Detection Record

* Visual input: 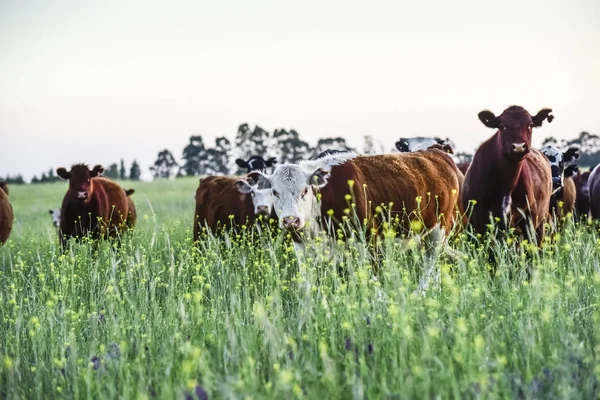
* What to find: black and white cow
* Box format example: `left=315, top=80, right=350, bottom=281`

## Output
left=49, top=208, right=61, bottom=228
left=539, top=145, right=581, bottom=191
left=395, top=137, right=448, bottom=152
left=235, top=156, right=278, bottom=173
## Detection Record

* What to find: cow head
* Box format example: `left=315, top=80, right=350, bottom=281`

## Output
left=0, top=182, right=8, bottom=196
left=478, top=106, right=553, bottom=159
left=233, top=179, right=274, bottom=217
left=395, top=137, right=445, bottom=153
left=540, top=145, right=581, bottom=190
left=49, top=208, right=61, bottom=228
left=240, top=152, right=358, bottom=231
left=235, top=156, right=278, bottom=173
left=56, top=164, right=104, bottom=203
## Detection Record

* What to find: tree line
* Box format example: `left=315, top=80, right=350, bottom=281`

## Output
left=4, top=126, right=600, bottom=184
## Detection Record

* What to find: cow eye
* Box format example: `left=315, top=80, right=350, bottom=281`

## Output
left=301, top=187, right=309, bottom=198
left=273, top=190, right=279, bottom=198
left=87, top=179, right=90, bottom=182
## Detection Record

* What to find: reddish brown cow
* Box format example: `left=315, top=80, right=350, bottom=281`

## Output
left=588, top=164, right=600, bottom=220
left=457, top=162, right=471, bottom=175
left=57, top=164, right=131, bottom=247
left=193, top=175, right=270, bottom=240
left=0, top=182, right=14, bottom=245
left=124, top=189, right=137, bottom=228
left=573, top=171, right=592, bottom=218
left=461, top=106, right=553, bottom=246
left=549, top=177, right=576, bottom=220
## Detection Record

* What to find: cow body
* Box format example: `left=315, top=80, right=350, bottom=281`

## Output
left=462, top=106, right=553, bottom=245
left=57, top=164, right=131, bottom=247
left=0, top=183, right=13, bottom=244
left=573, top=171, right=592, bottom=218
left=588, top=164, right=600, bottom=220
left=457, top=162, right=471, bottom=175
left=540, top=145, right=580, bottom=220
left=246, top=150, right=463, bottom=242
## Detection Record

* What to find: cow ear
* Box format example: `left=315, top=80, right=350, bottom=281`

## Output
left=395, top=140, right=406, bottom=152
left=478, top=110, right=500, bottom=128
left=246, top=171, right=270, bottom=188
left=266, top=157, right=278, bottom=167
left=90, top=165, right=104, bottom=177
left=308, top=167, right=332, bottom=188
left=235, top=158, right=248, bottom=168
left=563, top=147, right=581, bottom=162
left=234, top=179, right=254, bottom=194
left=49, top=209, right=53, bottom=214
left=532, top=108, right=554, bottom=127
left=56, top=168, right=70, bottom=180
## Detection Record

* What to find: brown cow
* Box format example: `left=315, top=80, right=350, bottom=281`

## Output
left=243, top=149, right=464, bottom=248
left=588, top=164, right=600, bottom=220
left=573, top=170, right=592, bottom=219
left=193, top=175, right=272, bottom=240
left=456, top=162, right=471, bottom=175
left=461, top=106, right=553, bottom=249
left=56, top=164, right=131, bottom=247
left=0, top=182, right=14, bottom=245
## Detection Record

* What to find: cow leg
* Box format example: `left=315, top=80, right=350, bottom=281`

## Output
left=416, top=224, right=444, bottom=294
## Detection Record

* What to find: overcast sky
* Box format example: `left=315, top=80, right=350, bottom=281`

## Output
left=1, top=0, right=599, bottom=181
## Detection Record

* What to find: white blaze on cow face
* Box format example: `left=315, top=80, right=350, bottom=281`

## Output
left=49, top=208, right=61, bottom=228
left=245, top=152, right=358, bottom=231
left=234, top=180, right=274, bottom=216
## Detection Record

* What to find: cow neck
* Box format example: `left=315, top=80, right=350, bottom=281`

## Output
left=494, top=133, right=525, bottom=198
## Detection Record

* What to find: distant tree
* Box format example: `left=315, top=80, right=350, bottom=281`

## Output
left=150, top=149, right=179, bottom=179
left=104, top=163, right=119, bottom=179
left=4, top=174, right=25, bottom=185
left=454, top=152, right=473, bottom=164
left=311, top=137, right=354, bottom=159
left=31, top=176, right=39, bottom=184
left=119, top=159, right=127, bottom=180
left=271, top=128, right=311, bottom=164
left=41, top=172, right=47, bottom=182
left=363, top=135, right=375, bottom=155
left=129, top=160, right=141, bottom=180
left=565, top=131, right=600, bottom=168
left=47, top=168, right=57, bottom=182
left=181, top=135, right=207, bottom=176
left=205, top=136, right=231, bottom=175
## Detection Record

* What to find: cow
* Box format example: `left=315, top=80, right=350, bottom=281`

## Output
left=241, top=150, right=464, bottom=253
left=587, top=164, right=600, bottom=220
left=461, top=106, right=553, bottom=257
left=193, top=175, right=272, bottom=240
left=0, top=182, right=14, bottom=245
left=540, top=145, right=581, bottom=220
left=310, top=149, right=353, bottom=160
left=573, top=170, right=593, bottom=219
left=50, top=187, right=136, bottom=230
left=456, top=162, right=471, bottom=175
left=56, top=164, right=132, bottom=248
left=395, top=137, right=448, bottom=153
left=235, top=156, right=277, bottom=173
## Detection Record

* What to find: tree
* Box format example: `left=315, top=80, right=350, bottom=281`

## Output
left=31, top=176, right=39, bottom=184
left=129, top=160, right=141, bottom=180
left=181, top=135, right=207, bottom=176
left=205, top=136, right=231, bottom=175
left=454, top=152, right=473, bottom=164
left=119, top=159, right=127, bottom=180
left=104, top=163, right=119, bottom=179
left=271, top=128, right=312, bottom=164
left=363, top=135, right=375, bottom=155
left=311, top=137, right=354, bottom=158
left=150, top=149, right=179, bottom=179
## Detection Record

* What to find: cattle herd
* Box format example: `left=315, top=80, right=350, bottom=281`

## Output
left=1, top=106, right=600, bottom=273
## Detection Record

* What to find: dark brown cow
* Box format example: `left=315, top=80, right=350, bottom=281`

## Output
left=461, top=106, right=553, bottom=246
left=457, top=162, right=471, bottom=175
left=56, top=164, right=131, bottom=247
left=573, top=170, right=592, bottom=218
left=588, top=165, right=600, bottom=220
left=0, top=182, right=14, bottom=245
left=244, top=149, right=464, bottom=245
left=193, top=175, right=270, bottom=240
left=124, top=189, right=137, bottom=228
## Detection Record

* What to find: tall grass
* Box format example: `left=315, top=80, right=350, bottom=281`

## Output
left=1, top=179, right=599, bottom=399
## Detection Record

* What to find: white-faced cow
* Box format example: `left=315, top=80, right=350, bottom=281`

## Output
left=461, top=106, right=553, bottom=251
left=540, top=145, right=580, bottom=219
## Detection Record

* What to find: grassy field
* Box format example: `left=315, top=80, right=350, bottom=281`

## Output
left=1, top=178, right=599, bottom=399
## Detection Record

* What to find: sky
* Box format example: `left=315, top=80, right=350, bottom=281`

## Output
left=1, top=0, right=599, bottom=181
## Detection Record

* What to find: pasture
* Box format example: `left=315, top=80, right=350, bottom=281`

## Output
left=1, top=178, right=599, bottom=399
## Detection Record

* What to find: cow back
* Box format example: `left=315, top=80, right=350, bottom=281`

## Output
left=0, top=188, right=13, bottom=244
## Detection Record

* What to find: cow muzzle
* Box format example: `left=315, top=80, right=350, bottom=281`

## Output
left=282, top=216, right=301, bottom=230
left=77, top=191, right=88, bottom=199
left=511, top=142, right=528, bottom=154
left=256, top=205, right=270, bottom=216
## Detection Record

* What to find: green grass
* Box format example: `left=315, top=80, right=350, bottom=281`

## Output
left=1, top=178, right=599, bottom=399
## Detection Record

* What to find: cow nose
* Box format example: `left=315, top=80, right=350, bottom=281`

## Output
left=511, top=142, right=528, bottom=153
left=77, top=191, right=87, bottom=199
left=282, top=216, right=301, bottom=229
left=256, top=205, right=269, bottom=215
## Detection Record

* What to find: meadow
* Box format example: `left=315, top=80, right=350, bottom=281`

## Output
left=1, top=177, right=599, bottom=399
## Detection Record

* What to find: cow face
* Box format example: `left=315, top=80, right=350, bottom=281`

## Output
left=540, top=145, right=581, bottom=190
left=395, top=137, right=445, bottom=153
left=235, top=156, right=278, bottom=173
left=49, top=208, right=61, bottom=228
left=233, top=180, right=274, bottom=217
left=56, top=164, right=104, bottom=203
left=244, top=152, right=357, bottom=231
left=478, top=106, right=553, bottom=159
